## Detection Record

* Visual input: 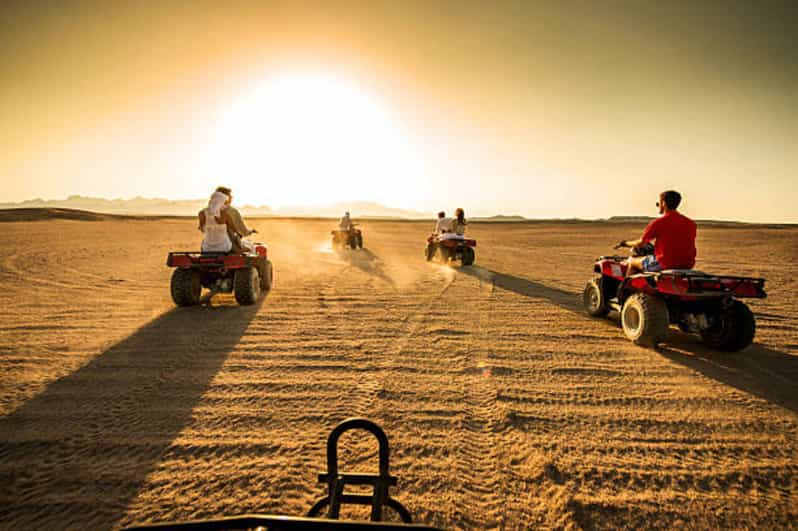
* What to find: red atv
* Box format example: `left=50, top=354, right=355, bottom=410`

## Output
left=425, top=234, right=476, bottom=266
left=166, top=244, right=273, bottom=306
left=583, top=243, right=766, bottom=350
left=331, top=225, right=363, bottom=250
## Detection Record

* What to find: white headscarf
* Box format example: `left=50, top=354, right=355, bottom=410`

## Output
left=208, top=191, right=228, bottom=218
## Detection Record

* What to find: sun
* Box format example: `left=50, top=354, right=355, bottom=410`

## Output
left=208, top=72, right=424, bottom=209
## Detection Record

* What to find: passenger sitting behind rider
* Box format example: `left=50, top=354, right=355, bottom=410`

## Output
left=198, top=186, right=257, bottom=254
left=452, top=208, right=467, bottom=235
left=617, top=190, right=696, bottom=276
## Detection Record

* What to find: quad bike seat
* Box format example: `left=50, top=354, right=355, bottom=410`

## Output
left=630, top=269, right=707, bottom=280
left=659, top=269, right=708, bottom=276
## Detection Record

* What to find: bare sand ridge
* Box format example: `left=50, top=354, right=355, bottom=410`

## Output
left=0, top=218, right=796, bottom=529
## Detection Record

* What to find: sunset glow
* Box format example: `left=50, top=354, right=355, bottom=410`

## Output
left=0, top=1, right=795, bottom=221
left=208, top=73, right=425, bottom=208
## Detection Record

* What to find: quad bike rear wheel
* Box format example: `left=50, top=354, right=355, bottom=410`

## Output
left=234, top=266, right=261, bottom=305
left=583, top=277, right=609, bottom=317
left=700, top=300, right=755, bottom=352
left=171, top=268, right=201, bottom=306
left=621, top=293, right=669, bottom=347
left=461, top=246, right=475, bottom=266
left=356, top=233, right=363, bottom=249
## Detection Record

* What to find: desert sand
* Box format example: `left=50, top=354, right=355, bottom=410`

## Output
left=0, top=216, right=796, bottom=529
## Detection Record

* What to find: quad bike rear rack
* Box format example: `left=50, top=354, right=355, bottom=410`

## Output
left=125, top=418, right=440, bottom=531
left=166, top=251, right=265, bottom=270
left=623, top=272, right=766, bottom=299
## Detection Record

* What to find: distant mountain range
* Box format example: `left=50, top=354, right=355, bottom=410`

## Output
left=0, top=196, right=431, bottom=219
left=273, top=201, right=432, bottom=219
left=2, top=198, right=791, bottom=226
left=0, top=196, right=273, bottom=217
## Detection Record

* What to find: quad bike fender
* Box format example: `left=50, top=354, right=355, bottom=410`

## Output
left=166, top=251, right=263, bottom=270
left=596, top=258, right=627, bottom=279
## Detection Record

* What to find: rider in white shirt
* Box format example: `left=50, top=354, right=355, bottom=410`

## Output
left=433, top=211, right=453, bottom=236
left=339, top=212, right=353, bottom=231
left=199, top=191, right=233, bottom=253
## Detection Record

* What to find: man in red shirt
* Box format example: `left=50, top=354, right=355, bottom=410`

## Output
left=619, top=190, right=697, bottom=275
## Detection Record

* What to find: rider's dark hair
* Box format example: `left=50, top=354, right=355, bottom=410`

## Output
left=661, top=190, right=681, bottom=210
left=216, top=186, right=232, bottom=197
left=455, top=208, right=466, bottom=224
left=437, top=211, right=445, bottom=218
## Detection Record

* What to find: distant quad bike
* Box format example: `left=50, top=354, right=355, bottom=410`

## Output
left=331, top=225, right=363, bottom=250
left=425, top=234, right=476, bottom=266
left=583, top=243, right=766, bottom=350
left=167, top=244, right=273, bottom=306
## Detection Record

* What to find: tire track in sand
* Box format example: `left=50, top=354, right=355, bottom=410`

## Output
left=449, top=274, right=507, bottom=529
left=450, top=269, right=581, bottom=530
left=357, top=264, right=458, bottom=416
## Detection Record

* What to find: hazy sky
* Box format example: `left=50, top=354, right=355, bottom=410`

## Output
left=1, top=0, right=796, bottom=221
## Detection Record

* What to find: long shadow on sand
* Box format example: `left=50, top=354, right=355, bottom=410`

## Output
left=338, top=248, right=395, bottom=286
left=0, top=300, right=262, bottom=529
left=460, top=266, right=583, bottom=313
left=460, top=266, right=798, bottom=414
left=659, top=334, right=798, bottom=414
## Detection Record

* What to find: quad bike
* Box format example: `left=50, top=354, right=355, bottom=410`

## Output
left=166, top=243, right=273, bottom=306
left=583, top=243, right=766, bottom=350
left=124, top=418, right=442, bottom=531
left=425, top=234, right=476, bottom=266
left=331, top=225, right=363, bottom=250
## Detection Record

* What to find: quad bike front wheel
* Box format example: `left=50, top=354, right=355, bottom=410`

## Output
left=259, top=259, right=274, bottom=291
left=425, top=243, right=435, bottom=261
left=621, top=293, right=669, bottom=347
left=170, top=268, right=201, bottom=306
left=234, top=266, right=261, bottom=305
left=583, top=277, right=609, bottom=317
left=700, top=300, right=755, bottom=352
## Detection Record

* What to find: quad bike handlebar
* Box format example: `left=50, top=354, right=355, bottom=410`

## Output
left=124, top=419, right=438, bottom=531
left=612, top=241, right=653, bottom=257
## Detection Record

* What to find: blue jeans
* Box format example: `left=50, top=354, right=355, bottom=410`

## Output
left=642, top=255, right=662, bottom=272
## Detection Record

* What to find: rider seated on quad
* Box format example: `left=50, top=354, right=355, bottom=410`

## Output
left=436, top=208, right=466, bottom=241
left=432, top=211, right=454, bottom=236
left=339, top=211, right=353, bottom=232
left=617, top=190, right=696, bottom=276
left=425, top=211, right=449, bottom=258
left=198, top=187, right=257, bottom=254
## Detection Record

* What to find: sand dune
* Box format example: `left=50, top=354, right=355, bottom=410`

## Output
left=0, top=219, right=796, bottom=529
left=0, top=208, right=142, bottom=222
